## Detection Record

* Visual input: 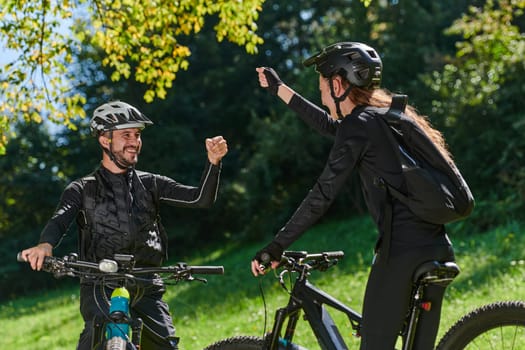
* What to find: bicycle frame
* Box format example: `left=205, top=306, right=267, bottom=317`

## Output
left=267, top=275, right=361, bottom=350
left=202, top=251, right=460, bottom=350
left=264, top=252, right=459, bottom=350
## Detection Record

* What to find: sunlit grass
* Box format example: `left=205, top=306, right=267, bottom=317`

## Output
left=2, top=217, right=524, bottom=349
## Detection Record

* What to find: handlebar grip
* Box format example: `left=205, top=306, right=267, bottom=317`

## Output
left=259, top=252, right=272, bottom=269
left=306, top=251, right=345, bottom=259
left=257, top=252, right=278, bottom=272
left=17, top=252, right=56, bottom=263
left=323, top=251, right=345, bottom=259
left=189, top=266, right=224, bottom=275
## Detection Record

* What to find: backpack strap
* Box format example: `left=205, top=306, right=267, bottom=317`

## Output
left=388, top=94, right=408, bottom=120
left=376, top=94, right=408, bottom=263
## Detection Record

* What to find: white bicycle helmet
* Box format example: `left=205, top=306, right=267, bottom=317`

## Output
left=90, top=101, right=153, bottom=136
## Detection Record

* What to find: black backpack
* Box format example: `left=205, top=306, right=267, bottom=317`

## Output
left=371, top=95, right=474, bottom=256
left=376, top=94, right=474, bottom=224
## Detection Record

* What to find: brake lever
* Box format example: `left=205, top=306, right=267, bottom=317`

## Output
left=168, top=272, right=208, bottom=284
left=191, top=276, right=208, bottom=284
left=41, top=258, right=68, bottom=278
left=316, top=258, right=338, bottom=272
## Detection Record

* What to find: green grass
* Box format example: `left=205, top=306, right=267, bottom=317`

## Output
left=2, top=217, right=525, bottom=349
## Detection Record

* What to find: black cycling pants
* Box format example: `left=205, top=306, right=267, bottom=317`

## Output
left=77, top=283, right=178, bottom=350
left=359, top=244, right=455, bottom=350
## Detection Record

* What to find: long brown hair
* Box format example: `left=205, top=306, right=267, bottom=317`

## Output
left=348, top=87, right=453, bottom=163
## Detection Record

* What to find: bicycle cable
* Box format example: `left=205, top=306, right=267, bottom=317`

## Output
left=258, top=278, right=268, bottom=338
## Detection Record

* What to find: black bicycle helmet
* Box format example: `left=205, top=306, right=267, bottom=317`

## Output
left=90, top=101, right=153, bottom=136
left=303, top=42, right=382, bottom=89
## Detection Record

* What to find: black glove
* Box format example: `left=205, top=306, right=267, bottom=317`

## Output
left=254, top=241, right=284, bottom=264
left=262, top=67, right=283, bottom=96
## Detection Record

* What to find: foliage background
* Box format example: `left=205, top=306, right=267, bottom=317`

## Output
left=1, top=0, right=525, bottom=300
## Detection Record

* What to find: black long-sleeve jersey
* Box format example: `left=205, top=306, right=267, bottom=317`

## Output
left=272, top=93, right=449, bottom=256
left=39, top=161, right=222, bottom=252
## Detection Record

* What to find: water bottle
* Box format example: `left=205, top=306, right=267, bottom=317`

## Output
left=105, top=287, right=130, bottom=350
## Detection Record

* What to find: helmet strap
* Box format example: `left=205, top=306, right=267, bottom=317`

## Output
left=329, top=78, right=353, bottom=119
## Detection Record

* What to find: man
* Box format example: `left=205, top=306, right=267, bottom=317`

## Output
left=20, top=100, right=228, bottom=349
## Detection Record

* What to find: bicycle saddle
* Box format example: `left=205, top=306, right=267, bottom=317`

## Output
left=412, top=260, right=460, bottom=286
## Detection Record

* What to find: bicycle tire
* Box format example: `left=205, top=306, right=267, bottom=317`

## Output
left=436, top=300, right=525, bottom=350
left=203, top=336, right=265, bottom=350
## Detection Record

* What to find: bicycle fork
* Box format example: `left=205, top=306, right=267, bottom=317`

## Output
left=267, top=304, right=307, bottom=350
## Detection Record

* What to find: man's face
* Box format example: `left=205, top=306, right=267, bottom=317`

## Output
left=104, top=128, right=143, bottom=167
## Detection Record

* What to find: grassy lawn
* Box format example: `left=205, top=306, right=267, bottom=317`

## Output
left=2, top=217, right=524, bottom=349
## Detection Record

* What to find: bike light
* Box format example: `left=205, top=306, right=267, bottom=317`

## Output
left=99, top=259, right=119, bottom=273
left=420, top=301, right=432, bottom=311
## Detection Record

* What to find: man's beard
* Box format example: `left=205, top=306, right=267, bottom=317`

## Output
left=114, top=146, right=140, bottom=167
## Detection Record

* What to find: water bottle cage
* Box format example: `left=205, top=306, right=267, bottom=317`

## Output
left=109, top=311, right=129, bottom=323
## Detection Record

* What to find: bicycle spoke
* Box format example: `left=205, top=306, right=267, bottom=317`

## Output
left=463, top=325, right=525, bottom=350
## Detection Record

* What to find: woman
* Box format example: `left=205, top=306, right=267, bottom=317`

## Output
left=250, top=42, right=456, bottom=349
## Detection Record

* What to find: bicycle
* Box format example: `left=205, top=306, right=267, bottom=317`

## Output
left=206, top=250, right=525, bottom=350
left=17, top=252, right=224, bottom=350
left=204, top=250, right=461, bottom=350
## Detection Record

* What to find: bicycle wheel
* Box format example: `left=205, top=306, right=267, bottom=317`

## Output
left=436, top=300, right=525, bottom=350
left=203, top=336, right=265, bottom=350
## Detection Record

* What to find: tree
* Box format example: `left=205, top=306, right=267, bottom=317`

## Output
left=0, top=121, right=67, bottom=238
left=0, top=0, right=378, bottom=155
left=0, top=0, right=265, bottom=154
left=424, top=0, right=525, bottom=228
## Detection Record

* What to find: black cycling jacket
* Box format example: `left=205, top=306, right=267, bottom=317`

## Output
left=272, top=93, right=449, bottom=256
left=39, top=161, right=222, bottom=265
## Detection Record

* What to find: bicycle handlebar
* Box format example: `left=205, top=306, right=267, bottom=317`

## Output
left=131, top=264, right=225, bottom=275
left=289, top=250, right=344, bottom=260
left=17, top=252, right=224, bottom=280
left=277, top=250, right=344, bottom=273
left=281, top=250, right=344, bottom=261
